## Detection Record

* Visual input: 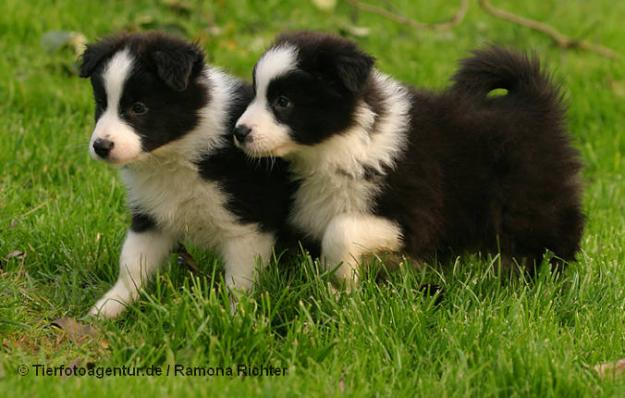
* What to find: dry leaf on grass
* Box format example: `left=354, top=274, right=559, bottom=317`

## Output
left=6, top=250, right=25, bottom=259
left=50, top=317, right=97, bottom=344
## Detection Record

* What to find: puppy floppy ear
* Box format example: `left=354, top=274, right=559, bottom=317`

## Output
left=79, top=37, right=121, bottom=78
left=333, top=50, right=375, bottom=93
left=151, top=43, right=205, bottom=92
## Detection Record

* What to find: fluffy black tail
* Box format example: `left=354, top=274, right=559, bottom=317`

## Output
left=450, top=47, right=562, bottom=109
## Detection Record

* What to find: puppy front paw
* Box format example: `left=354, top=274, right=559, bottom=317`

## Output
left=88, top=284, right=134, bottom=319
left=89, top=296, right=128, bottom=319
left=333, top=264, right=360, bottom=292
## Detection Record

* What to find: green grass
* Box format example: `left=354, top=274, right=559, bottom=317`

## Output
left=1, top=0, right=625, bottom=396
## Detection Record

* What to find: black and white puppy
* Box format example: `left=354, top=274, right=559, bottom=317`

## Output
left=80, top=32, right=293, bottom=318
left=234, top=31, right=584, bottom=286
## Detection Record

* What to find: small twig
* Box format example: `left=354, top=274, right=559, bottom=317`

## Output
left=479, top=0, right=620, bottom=59
left=346, top=0, right=620, bottom=60
left=175, top=244, right=203, bottom=275
left=346, top=0, right=469, bottom=31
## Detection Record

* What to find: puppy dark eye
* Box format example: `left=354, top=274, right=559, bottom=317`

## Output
left=274, top=95, right=291, bottom=110
left=130, top=102, right=148, bottom=115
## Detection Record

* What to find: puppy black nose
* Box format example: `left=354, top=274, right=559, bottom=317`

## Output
left=233, top=125, right=252, bottom=143
left=93, top=138, right=114, bottom=158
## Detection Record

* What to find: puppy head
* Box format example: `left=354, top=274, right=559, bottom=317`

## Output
left=234, top=31, right=374, bottom=157
left=80, top=32, right=207, bottom=165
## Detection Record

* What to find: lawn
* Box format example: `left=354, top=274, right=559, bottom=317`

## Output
left=1, top=0, right=625, bottom=396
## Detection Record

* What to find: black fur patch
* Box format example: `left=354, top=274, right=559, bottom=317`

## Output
left=197, top=147, right=295, bottom=233
left=130, top=212, right=156, bottom=232
left=265, top=70, right=355, bottom=145
left=119, top=63, right=207, bottom=152
left=225, top=80, right=254, bottom=133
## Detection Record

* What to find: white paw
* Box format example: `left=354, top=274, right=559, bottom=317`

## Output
left=333, top=263, right=360, bottom=292
left=226, top=285, right=247, bottom=315
left=326, top=282, right=342, bottom=301
left=88, top=283, right=134, bottom=319
left=89, top=295, right=128, bottom=319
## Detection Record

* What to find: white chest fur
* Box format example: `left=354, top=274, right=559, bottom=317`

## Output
left=289, top=167, right=379, bottom=241
left=122, top=160, right=256, bottom=248
left=288, top=72, right=412, bottom=242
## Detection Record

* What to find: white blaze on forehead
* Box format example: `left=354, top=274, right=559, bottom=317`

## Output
left=102, top=48, right=135, bottom=110
left=234, top=44, right=298, bottom=157
left=89, top=48, right=142, bottom=164
left=254, top=44, right=298, bottom=97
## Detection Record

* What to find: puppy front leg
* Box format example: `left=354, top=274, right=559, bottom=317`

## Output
left=221, top=232, right=275, bottom=311
left=321, top=213, right=403, bottom=288
left=89, top=225, right=175, bottom=319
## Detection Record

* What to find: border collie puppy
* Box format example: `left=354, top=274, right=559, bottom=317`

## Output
left=80, top=32, right=293, bottom=318
left=234, top=31, right=584, bottom=286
